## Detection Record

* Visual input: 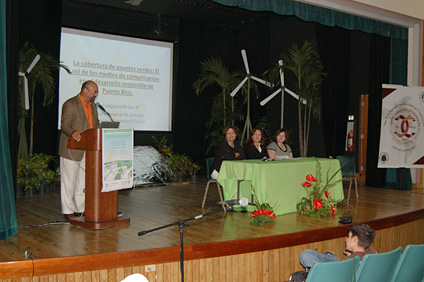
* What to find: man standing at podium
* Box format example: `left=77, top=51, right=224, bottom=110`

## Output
left=59, top=81, right=100, bottom=221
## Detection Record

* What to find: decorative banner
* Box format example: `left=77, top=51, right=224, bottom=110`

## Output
left=378, top=84, right=424, bottom=168
left=102, top=129, right=134, bottom=192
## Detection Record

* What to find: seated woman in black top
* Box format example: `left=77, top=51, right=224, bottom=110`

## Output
left=244, top=128, right=268, bottom=159
left=211, top=126, right=245, bottom=179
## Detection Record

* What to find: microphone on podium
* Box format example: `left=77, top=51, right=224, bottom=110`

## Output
left=96, top=102, right=115, bottom=122
left=218, top=197, right=249, bottom=208
left=96, top=102, right=107, bottom=112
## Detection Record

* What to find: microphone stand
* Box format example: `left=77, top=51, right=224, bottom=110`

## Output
left=101, top=108, right=115, bottom=122
left=96, top=103, right=115, bottom=122
left=137, top=206, right=231, bottom=282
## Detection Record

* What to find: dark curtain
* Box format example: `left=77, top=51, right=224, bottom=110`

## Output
left=365, top=34, right=390, bottom=187
left=316, top=25, right=392, bottom=187
left=1, top=0, right=18, bottom=240
left=6, top=0, right=19, bottom=197
left=390, top=38, right=408, bottom=86
left=316, top=25, right=351, bottom=157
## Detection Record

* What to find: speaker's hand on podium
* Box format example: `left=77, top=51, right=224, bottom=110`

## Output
left=71, top=131, right=82, bottom=142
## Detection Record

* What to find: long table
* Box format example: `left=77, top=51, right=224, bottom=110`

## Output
left=217, top=157, right=344, bottom=215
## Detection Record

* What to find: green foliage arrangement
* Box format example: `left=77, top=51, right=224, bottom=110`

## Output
left=17, top=153, right=58, bottom=190
left=152, top=136, right=200, bottom=178
left=192, top=58, right=247, bottom=153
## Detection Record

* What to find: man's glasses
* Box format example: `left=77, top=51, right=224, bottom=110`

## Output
left=84, top=87, right=98, bottom=94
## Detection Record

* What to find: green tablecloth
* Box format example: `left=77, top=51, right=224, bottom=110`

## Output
left=217, top=157, right=344, bottom=215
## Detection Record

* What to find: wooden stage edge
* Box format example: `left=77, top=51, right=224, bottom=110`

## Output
left=1, top=182, right=424, bottom=281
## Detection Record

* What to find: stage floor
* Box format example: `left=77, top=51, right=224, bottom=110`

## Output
left=2, top=177, right=424, bottom=263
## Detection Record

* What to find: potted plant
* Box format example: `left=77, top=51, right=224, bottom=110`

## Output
left=152, top=136, right=200, bottom=182
left=17, top=153, right=58, bottom=194
left=166, top=152, right=201, bottom=181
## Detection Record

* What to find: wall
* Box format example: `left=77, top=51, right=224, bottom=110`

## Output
left=353, top=0, right=424, bottom=20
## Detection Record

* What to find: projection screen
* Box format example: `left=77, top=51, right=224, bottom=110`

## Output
left=58, top=27, right=173, bottom=131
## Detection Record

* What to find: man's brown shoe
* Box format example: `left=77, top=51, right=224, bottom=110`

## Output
left=64, top=214, right=73, bottom=221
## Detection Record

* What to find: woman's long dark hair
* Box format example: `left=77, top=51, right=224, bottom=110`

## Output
left=247, top=128, right=265, bottom=147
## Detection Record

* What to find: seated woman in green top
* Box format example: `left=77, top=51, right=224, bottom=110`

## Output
left=266, top=128, right=293, bottom=159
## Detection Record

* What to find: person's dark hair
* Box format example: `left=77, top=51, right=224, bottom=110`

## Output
left=222, top=126, right=238, bottom=139
left=349, top=224, right=375, bottom=249
left=247, top=128, right=265, bottom=147
left=274, top=128, right=288, bottom=143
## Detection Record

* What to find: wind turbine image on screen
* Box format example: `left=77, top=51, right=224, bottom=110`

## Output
left=230, top=49, right=273, bottom=141
left=18, top=54, right=40, bottom=110
left=260, top=60, right=306, bottom=128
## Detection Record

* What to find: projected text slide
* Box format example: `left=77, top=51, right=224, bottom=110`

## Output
left=58, top=28, right=173, bottom=131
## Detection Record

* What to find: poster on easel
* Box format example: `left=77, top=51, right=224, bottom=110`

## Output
left=378, top=84, right=424, bottom=168
left=102, top=129, right=134, bottom=192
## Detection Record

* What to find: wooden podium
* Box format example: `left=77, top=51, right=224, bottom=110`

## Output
left=67, top=128, right=130, bottom=229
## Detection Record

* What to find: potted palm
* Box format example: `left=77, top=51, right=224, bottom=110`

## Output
left=192, top=58, right=247, bottom=153
left=18, top=42, right=70, bottom=159
left=264, top=41, right=326, bottom=156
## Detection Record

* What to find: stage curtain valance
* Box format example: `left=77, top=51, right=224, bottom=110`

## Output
left=0, top=0, right=18, bottom=240
left=212, top=0, right=408, bottom=40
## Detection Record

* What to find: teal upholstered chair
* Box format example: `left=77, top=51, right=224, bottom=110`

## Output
left=304, top=256, right=359, bottom=282
left=336, top=155, right=358, bottom=203
left=390, top=244, right=424, bottom=282
left=356, top=247, right=402, bottom=282
left=201, top=157, right=225, bottom=210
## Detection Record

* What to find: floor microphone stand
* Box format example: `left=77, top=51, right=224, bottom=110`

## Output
left=137, top=206, right=231, bottom=282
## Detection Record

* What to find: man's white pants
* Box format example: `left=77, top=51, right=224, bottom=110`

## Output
left=60, top=155, right=86, bottom=214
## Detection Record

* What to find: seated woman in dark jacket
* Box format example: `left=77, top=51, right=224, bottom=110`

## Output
left=211, top=126, right=245, bottom=179
left=244, top=128, right=268, bottom=159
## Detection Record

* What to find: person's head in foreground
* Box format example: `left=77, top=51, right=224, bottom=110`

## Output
left=346, top=223, right=375, bottom=252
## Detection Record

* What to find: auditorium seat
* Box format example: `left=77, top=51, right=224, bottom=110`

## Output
left=304, top=256, right=359, bottom=282
left=390, top=244, right=424, bottom=282
left=336, top=155, right=358, bottom=203
left=356, top=246, right=402, bottom=282
left=201, top=157, right=225, bottom=210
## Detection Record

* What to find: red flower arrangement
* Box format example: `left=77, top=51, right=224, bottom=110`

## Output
left=296, top=158, right=342, bottom=218
left=249, top=187, right=277, bottom=226
left=249, top=208, right=276, bottom=226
